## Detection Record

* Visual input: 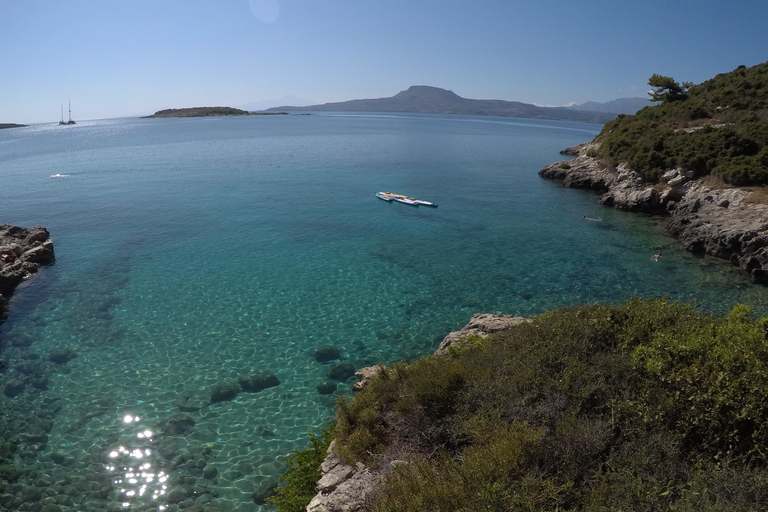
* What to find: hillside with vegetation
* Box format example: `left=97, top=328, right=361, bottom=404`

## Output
left=269, top=299, right=768, bottom=511
left=264, top=85, right=617, bottom=124
left=597, top=62, right=768, bottom=185
left=142, top=106, right=255, bottom=118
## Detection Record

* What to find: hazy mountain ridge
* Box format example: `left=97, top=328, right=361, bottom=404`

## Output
left=567, top=97, right=651, bottom=115
left=264, top=85, right=618, bottom=123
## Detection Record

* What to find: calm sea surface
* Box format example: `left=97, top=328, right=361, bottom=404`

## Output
left=2, top=113, right=767, bottom=511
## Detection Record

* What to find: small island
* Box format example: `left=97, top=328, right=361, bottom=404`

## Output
left=0, top=123, right=27, bottom=129
left=141, top=106, right=287, bottom=118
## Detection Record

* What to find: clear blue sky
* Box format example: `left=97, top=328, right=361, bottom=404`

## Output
left=2, top=0, right=767, bottom=124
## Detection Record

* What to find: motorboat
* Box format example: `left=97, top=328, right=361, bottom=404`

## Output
left=375, top=191, right=393, bottom=202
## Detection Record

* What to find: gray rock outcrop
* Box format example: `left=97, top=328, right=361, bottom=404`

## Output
left=539, top=144, right=768, bottom=283
left=0, top=224, right=54, bottom=321
left=306, top=441, right=383, bottom=512
left=434, top=313, right=531, bottom=355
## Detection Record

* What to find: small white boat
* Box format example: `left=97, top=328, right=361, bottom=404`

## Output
left=375, top=191, right=393, bottom=202
left=389, top=195, right=419, bottom=206
left=382, top=192, right=433, bottom=206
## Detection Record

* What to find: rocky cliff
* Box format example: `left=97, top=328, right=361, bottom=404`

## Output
left=0, top=224, right=55, bottom=321
left=539, top=143, right=768, bottom=284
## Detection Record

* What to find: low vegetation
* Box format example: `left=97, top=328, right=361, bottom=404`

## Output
left=272, top=298, right=768, bottom=511
left=597, top=62, right=768, bottom=185
left=266, top=426, right=334, bottom=512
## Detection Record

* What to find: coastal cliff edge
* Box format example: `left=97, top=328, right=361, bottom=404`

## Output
left=539, top=143, right=768, bottom=284
left=0, top=224, right=55, bottom=322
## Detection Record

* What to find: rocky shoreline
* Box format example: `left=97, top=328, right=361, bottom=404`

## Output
left=0, top=224, right=55, bottom=322
left=306, top=314, right=529, bottom=512
left=538, top=143, right=768, bottom=284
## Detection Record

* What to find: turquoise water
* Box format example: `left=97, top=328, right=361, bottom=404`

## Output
left=1, top=114, right=767, bottom=511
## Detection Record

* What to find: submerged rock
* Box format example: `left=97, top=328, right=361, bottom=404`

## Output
left=210, top=382, right=239, bottom=403
left=238, top=372, right=280, bottom=392
left=328, top=363, right=356, bottom=381
left=316, top=381, right=337, bottom=395
left=48, top=348, right=77, bottom=365
left=161, top=415, right=196, bottom=436
left=315, top=346, right=342, bottom=362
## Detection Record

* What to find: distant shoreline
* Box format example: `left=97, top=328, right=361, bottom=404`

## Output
left=0, top=123, right=27, bottom=129
left=141, top=106, right=288, bottom=119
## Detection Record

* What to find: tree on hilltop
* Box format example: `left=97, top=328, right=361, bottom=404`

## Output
left=648, top=74, right=692, bottom=102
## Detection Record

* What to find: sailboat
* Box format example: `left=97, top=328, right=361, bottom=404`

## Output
left=59, top=101, right=76, bottom=125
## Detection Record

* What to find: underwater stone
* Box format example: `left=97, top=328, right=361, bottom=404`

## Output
left=314, top=345, right=341, bottom=362
left=316, top=381, right=337, bottom=395
left=202, top=465, right=218, bottom=480
left=0, top=463, right=19, bottom=483
left=31, top=376, right=48, bottom=390
left=238, top=372, right=280, bottom=392
left=166, top=486, right=188, bottom=504
left=210, top=381, right=239, bottom=403
left=48, top=348, right=76, bottom=365
left=3, top=379, right=25, bottom=398
left=162, top=415, right=196, bottom=436
left=328, top=363, right=356, bottom=381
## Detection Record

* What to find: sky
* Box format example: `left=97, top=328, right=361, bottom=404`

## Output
left=2, top=0, right=767, bottom=124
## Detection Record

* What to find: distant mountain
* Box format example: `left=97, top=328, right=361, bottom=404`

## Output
left=263, top=86, right=617, bottom=124
left=567, top=97, right=651, bottom=115
left=240, top=95, right=316, bottom=112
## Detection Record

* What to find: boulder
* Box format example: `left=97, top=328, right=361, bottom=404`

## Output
left=315, top=346, right=342, bottom=362
left=210, top=382, right=239, bottom=403
left=48, top=348, right=77, bottom=365
left=161, top=415, right=196, bottom=436
left=317, top=381, right=337, bottom=395
left=238, top=372, right=280, bottom=392
left=328, top=363, right=356, bottom=381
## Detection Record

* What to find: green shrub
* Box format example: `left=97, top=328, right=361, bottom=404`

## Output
left=319, top=298, right=768, bottom=511
left=266, top=426, right=335, bottom=512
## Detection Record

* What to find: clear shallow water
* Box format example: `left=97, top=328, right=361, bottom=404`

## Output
left=1, top=113, right=767, bottom=511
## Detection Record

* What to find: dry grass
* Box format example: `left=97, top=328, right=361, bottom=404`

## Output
left=699, top=173, right=734, bottom=190
left=745, top=186, right=768, bottom=205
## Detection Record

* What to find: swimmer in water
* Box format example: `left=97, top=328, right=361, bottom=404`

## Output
left=652, top=253, right=661, bottom=261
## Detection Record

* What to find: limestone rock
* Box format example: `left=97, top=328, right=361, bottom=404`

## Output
left=306, top=442, right=381, bottom=512
left=0, top=224, right=54, bottom=321
left=352, top=365, right=385, bottom=391
left=435, top=313, right=530, bottom=355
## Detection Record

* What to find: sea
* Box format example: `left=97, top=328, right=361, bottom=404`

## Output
left=1, top=113, right=767, bottom=511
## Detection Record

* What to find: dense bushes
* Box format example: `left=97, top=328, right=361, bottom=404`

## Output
left=597, top=61, right=768, bottom=185
left=320, top=299, right=768, bottom=511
